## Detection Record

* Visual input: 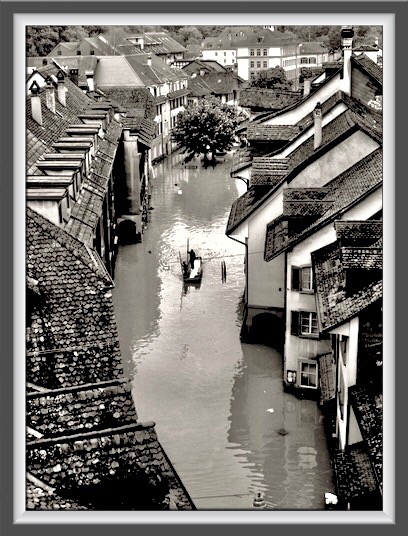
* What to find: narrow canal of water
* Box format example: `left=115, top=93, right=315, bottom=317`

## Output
left=112, top=152, right=334, bottom=510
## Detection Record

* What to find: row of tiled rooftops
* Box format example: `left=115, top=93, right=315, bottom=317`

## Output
left=25, top=70, right=194, bottom=509
left=26, top=207, right=195, bottom=510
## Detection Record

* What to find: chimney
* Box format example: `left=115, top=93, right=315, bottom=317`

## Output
left=303, top=78, right=311, bottom=97
left=313, top=102, right=322, bottom=150
left=341, top=26, right=354, bottom=96
left=56, top=70, right=66, bottom=107
left=147, top=53, right=152, bottom=67
left=69, top=68, right=79, bottom=86
left=86, top=70, right=95, bottom=92
left=29, top=81, right=42, bottom=126
left=45, top=76, right=56, bottom=113
left=374, top=37, right=379, bottom=48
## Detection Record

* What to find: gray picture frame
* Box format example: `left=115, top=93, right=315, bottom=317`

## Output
left=1, top=0, right=404, bottom=532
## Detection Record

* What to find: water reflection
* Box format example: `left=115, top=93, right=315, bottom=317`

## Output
left=112, top=152, right=334, bottom=510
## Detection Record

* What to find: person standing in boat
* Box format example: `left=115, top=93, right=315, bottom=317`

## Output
left=182, top=261, right=189, bottom=277
left=189, top=249, right=196, bottom=269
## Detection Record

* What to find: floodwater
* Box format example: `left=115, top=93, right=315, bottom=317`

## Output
left=112, top=152, right=334, bottom=510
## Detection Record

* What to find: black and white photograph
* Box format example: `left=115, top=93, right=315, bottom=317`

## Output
left=18, top=9, right=391, bottom=520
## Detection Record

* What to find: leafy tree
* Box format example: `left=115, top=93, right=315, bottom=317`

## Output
left=250, top=67, right=292, bottom=90
left=172, top=97, right=244, bottom=164
left=176, top=26, right=203, bottom=46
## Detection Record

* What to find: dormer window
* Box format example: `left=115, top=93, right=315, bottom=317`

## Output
left=90, top=50, right=95, bottom=55
left=257, top=37, right=264, bottom=44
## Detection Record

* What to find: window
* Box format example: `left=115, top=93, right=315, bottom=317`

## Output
left=256, top=49, right=261, bottom=56
left=291, top=311, right=318, bottom=337
left=224, top=52, right=226, bottom=56
left=250, top=49, right=255, bottom=56
left=301, top=57, right=308, bottom=64
left=309, top=57, right=317, bottom=64
left=57, top=50, right=62, bottom=56
left=250, top=71, right=256, bottom=81
left=256, top=61, right=261, bottom=68
left=257, top=37, right=263, bottom=43
left=299, top=360, right=318, bottom=388
left=300, top=312, right=318, bottom=335
left=90, top=50, right=95, bottom=55
left=215, top=52, right=218, bottom=56
left=250, top=61, right=254, bottom=68
left=263, top=48, right=268, bottom=56
left=263, top=61, right=268, bottom=68
left=76, top=50, right=81, bottom=55
left=291, top=266, right=313, bottom=292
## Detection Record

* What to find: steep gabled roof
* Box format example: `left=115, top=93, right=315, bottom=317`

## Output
left=352, top=54, right=382, bottom=86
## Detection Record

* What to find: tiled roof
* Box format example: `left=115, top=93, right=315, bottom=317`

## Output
left=237, top=29, right=296, bottom=48
left=340, top=247, right=382, bottom=270
left=299, top=41, right=329, bottom=54
left=264, top=147, right=383, bottom=261
left=230, top=147, right=252, bottom=174
left=251, top=157, right=289, bottom=186
left=143, top=32, right=186, bottom=55
left=27, top=422, right=195, bottom=510
left=333, top=443, right=380, bottom=502
left=247, top=124, right=302, bottom=142
left=312, top=218, right=383, bottom=331
left=65, top=119, right=122, bottom=244
left=93, top=56, right=145, bottom=88
left=349, top=386, right=383, bottom=490
left=54, top=56, right=99, bottom=86
left=200, top=72, right=240, bottom=95
left=187, top=77, right=212, bottom=97
left=168, top=88, right=190, bottom=100
left=26, top=207, right=123, bottom=388
left=26, top=77, right=94, bottom=173
left=352, top=54, right=383, bottom=86
left=134, top=54, right=186, bottom=83
left=226, top=186, right=271, bottom=234
left=239, top=88, right=303, bottom=113
left=27, top=379, right=137, bottom=438
left=27, top=473, right=87, bottom=510
left=101, top=87, right=156, bottom=120
left=182, top=59, right=227, bottom=76
left=334, top=220, right=383, bottom=244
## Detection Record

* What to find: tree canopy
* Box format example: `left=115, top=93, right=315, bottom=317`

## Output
left=172, top=97, right=244, bottom=163
left=249, top=67, right=292, bottom=90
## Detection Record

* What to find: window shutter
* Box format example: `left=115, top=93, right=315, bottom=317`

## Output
left=291, top=267, right=300, bottom=290
left=291, top=311, right=299, bottom=335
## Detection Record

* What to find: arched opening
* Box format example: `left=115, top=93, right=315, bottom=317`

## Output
left=118, top=219, right=140, bottom=245
left=251, top=313, right=284, bottom=349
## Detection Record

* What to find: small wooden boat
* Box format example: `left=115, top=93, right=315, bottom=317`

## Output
left=179, top=240, right=203, bottom=283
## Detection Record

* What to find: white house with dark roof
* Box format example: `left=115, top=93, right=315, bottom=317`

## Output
left=264, top=149, right=382, bottom=394
left=236, top=28, right=300, bottom=82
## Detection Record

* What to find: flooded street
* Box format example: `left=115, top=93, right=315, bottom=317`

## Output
left=112, top=152, right=334, bottom=510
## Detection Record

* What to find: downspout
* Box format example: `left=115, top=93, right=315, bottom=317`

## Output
left=227, top=233, right=248, bottom=339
